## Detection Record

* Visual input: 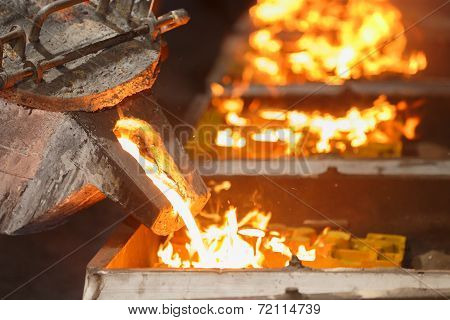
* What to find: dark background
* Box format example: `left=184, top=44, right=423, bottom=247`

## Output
left=0, top=0, right=449, bottom=299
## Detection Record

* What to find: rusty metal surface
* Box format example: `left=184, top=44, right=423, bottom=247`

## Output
left=194, top=158, right=450, bottom=177
left=0, top=4, right=189, bottom=90
left=213, top=79, right=450, bottom=99
left=0, top=93, right=209, bottom=235
left=28, top=0, right=88, bottom=43
left=0, top=0, right=162, bottom=111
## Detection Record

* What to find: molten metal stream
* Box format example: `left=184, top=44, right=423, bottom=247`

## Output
left=116, top=134, right=209, bottom=263
left=115, top=119, right=303, bottom=268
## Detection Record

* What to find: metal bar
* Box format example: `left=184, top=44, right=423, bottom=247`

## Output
left=193, top=158, right=450, bottom=177
left=40, top=24, right=149, bottom=72
left=0, top=25, right=27, bottom=69
left=214, top=80, right=450, bottom=98
left=0, top=67, right=34, bottom=89
left=29, top=0, right=88, bottom=43
left=0, top=24, right=149, bottom=89
left=154, top=9, right=189, bottom=35
left=0, top=9, right=190, bottom=89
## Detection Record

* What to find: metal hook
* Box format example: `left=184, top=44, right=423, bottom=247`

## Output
left=29, top=0, right=88, bottom=43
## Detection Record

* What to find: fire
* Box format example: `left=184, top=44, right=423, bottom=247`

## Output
left=215, top=128, right=246, bottom=148
left=212, top=95, right=413, bottom=155
left=297, top=245, right=316, bottom=262
left=242, top=0, right=427, bottom=84
left=157, top=206, right=298, bottom=268
left=113, top=119, right=405, bottom=269
left=113, top=118, right=296, bottom=268
left=156, top=203, right=406, bottom=269
left=403, top=116, right=420, bottom=140
left=226, top=112, right=248, bottom=126
left=114, top=118, right=210, bottom=263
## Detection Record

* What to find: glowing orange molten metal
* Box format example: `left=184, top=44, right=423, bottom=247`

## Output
left=157, top=207, right=293, bottom=268
left=114, top=119, right=405, bottom=269
left=114, top=118, right=304, bottom=268
left=243, top=0, right=427, bottom=84
left=211, top=95, right=413, bottom=155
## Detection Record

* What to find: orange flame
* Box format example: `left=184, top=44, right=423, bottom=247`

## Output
left=213, top=95, right=415, bottom=154
left=215, top=128, right=247, bottom=148
left=114, top=118, right=210, bottom=264
left=244, top=0, right=427, bottom=84
left=156, top=202, right=405, bottom=269
left=113, top=118, right=295, bottom=269
left=114, top=120, right=405, bottom=270
left=158, top=207, right=276, bottom=268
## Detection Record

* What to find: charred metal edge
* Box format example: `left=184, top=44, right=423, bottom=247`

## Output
left=213, top=80, right=450, bottom=99
left=193, top=158, right=450, bottom=178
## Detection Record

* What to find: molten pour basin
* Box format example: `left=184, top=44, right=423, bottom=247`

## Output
left=83, top=176, right=450, bottom=299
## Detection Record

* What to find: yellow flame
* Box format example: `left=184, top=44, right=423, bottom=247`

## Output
left=264, top=236, right=292, bottom=266
left=253, top=56, right=280, bottom=77
left=114, top=120, right=299, bottom=269
left=210, top=82, right=225, bottom=96
left=226, top=112, right=248, bottom=126
left=244, top=0, right=427, bottom=84
left=212, top=180, right=232, bottom=193
left=258, top=109, right=287, bottom=121
left=115, top=119, right=406, bottom=269
left=403, top=116, right=420, bottom=140
left=251, top=129, right=280, bottom=142
left=222, top=98, right=244, bottom=113
left=215, top=128, right=246, bottom=148
left=213, top=95, right=409, bottom=154
left=115, top=120, right=211, bottom=264
left=296, top=245, right=316, bottom=262
left=157, top=205, right=306, bottom=268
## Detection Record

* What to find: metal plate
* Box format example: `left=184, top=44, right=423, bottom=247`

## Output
left=0, top=0, right=161, bottom=112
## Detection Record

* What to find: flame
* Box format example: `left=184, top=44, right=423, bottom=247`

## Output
left=212, top=180, right=232, bottom=193
left=264, top=236, right=292, bottom=263
left=251, top=129, right=280, bottom=142
left=226, top=112, right=248, bottom=126
left=114, top=118, right=211, bottom=264
left=259, top=109, right=287, bottom=121
left=158, top=207, right=278, bottom=268
left=215, top=128, right=247, bottom=148
left=403, top=116, right=420, bottom=140
left=212, top=95, right=415, bottom=155
left=157, top=202, right=406, bottom=269
left=297, top=245, right=316, bottom=262
left=114, top=119, right=405, bottom=270
left=242, top=0, right=427, bottom=84
left=113, top=118, right=296, bottom=269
